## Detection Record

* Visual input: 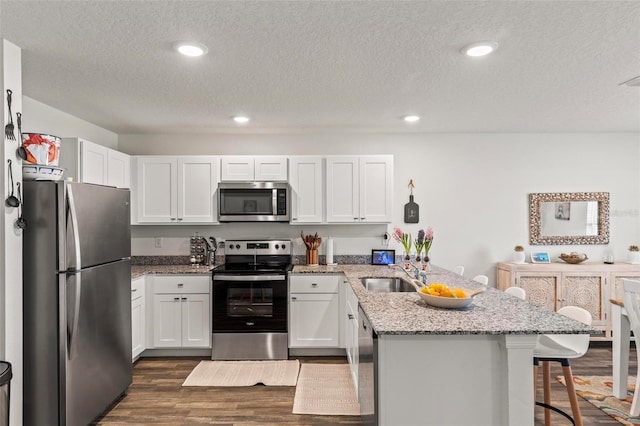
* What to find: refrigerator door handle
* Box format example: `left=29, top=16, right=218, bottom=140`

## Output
left=67, top=272, right=82, bottom=360
left=67, top=185, right=82, bottom=270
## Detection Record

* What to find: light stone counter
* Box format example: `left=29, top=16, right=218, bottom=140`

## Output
left=291, top=263, right=593, bottom=336
left=131, top=264, right=213, bottom=279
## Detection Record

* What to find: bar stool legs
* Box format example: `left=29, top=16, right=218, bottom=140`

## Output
left=534, top=358, right=583, bottom=426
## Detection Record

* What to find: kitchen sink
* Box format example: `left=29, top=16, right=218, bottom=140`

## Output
left=360, top=277, right=416, bottom=293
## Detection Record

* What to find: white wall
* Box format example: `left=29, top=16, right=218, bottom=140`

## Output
left=2, top=38, right=23, bottom=426
left=22, top=96, right=118, bottom=149
left=119, top=132, right=640, bottom=283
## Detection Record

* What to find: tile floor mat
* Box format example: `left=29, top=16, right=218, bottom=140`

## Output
left=292, top=363, right=360, bottom=416
left=556, top=375, right=640, bottom=425
left=182, top=360, right=300, bottom=386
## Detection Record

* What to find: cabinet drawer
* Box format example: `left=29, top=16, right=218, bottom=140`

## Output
left=152, top=275, right=210, bottom=294
left=290, top=275, right=340, bottom=293
left=131, top=277, right=145, bottom=301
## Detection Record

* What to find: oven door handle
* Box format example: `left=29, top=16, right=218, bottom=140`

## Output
left=213, top=274, right=286, bottom=282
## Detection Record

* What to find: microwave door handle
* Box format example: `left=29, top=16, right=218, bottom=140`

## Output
left=272, top=189, right=277, bottom=216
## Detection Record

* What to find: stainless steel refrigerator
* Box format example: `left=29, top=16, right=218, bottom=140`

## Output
left=22, top=181, right=132, bottom=426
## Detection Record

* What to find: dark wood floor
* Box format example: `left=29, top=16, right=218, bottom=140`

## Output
left=94, top=343, right=634, bottom=425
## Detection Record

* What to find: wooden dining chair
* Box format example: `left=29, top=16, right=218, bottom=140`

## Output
left=622, top=278, right=640, bottom=416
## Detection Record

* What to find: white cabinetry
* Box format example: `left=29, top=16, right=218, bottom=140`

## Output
left=289, top=274, right=341, bottom=348
left=344, top=282, right=359, bottom=391
left=221, top=156, right=288, bottom=181
left=131, top=276, right=146, bottom=361
left=133, top=156, right=219, bottom=224
left=60, top=138, right=130, bottom=188
left=289, top=156, right=323, bottom=224
left=150, top=275, right=211, bottom=348
left=326, top=155, right=393, bottom=223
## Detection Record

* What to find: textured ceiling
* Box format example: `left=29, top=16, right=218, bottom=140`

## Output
left=1, top=1, right=639, bottom=134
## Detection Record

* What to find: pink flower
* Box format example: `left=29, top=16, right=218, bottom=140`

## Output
left=425, top=227, right=434, bottom=241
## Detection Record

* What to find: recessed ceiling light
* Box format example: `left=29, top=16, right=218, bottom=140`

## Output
left=174, top=42, right=208, bottom=57
left=403, top=115, right=420, bottom=123
left=233, top=116, right=250, bottom=124
left=461, top=41, right=498, bottom=57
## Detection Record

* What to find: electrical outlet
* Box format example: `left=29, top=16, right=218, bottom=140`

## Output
left=154, top=237, right=162, bottom=248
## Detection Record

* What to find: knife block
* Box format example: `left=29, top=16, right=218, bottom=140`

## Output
left=306, top=249, right=318, bottom=265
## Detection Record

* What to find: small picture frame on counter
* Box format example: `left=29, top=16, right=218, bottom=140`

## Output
left=372, top=249, right=395, bottom=265
left=530, top=252, right=551, bottom=263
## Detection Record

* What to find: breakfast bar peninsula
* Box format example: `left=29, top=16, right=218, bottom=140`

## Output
left=291, top=264, right=593, bottom=426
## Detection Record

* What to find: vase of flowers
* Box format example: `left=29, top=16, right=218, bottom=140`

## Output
left=393, top=227, right=412, bottom=267
left=421, top=227, right=434, bottom=271
left=513, top=245, right=526, bottom=264
left=629, top=245, right=640, bottom=264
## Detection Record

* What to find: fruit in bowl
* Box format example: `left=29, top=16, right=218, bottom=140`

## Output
left=421, top=283, right=468, bottom=298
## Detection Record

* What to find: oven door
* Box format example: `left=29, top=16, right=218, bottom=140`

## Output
left=212, top=274, right=288, bottom=332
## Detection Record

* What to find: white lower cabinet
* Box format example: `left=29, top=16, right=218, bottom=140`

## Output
left=131, top=276, right=146, bottom=361
left=344, top=282, right=359, bottom=391
left=149, top=275, right=211, bottom=348
left=289, top=274, right=341, bottom=348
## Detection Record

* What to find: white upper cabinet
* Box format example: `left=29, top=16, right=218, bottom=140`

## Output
left=326, top=155, right=393, bottom=223
left=221, top=156, right=288, bottom=181
left=289, top=156, right=323, bottom=224
left=133, top=156, right=219, bottom=224
left=60, top=138, right=130, bottom=188
left=107, top=149, right=131, bottom=188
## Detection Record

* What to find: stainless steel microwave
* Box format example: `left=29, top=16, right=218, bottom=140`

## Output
left=218, top=182, right=290, bottom=222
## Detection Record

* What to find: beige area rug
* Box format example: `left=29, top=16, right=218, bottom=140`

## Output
left=182, top=360, right=300, bottom=387
left=292, top=364, right=360, bottom=416
left=556, top=375, right=640, bottom=425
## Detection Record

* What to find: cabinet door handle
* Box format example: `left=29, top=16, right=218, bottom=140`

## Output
left=353, top=217, right=358, bottom=221
left=348, top=314, right=354, bottom=319
left=312, top=283, right=318, bottom=287
left=174, top=297, right=180, bottom=301
left=360, top=217, right=365, bottom=220
left=177, top=218, right=183, bottom=221
left=182, top=297, right=187, bottom=301
left=177, top=283, right=184, bottom=287
left=131, top=289, right=137, bottom=292
left=291, top=296, right=297, bottom=301
left=170, top=217, right=176, bottom=221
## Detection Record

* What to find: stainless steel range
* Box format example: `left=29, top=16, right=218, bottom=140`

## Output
left=211, top=239, right=292, bottom=360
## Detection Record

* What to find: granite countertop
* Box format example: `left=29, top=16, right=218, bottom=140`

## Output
left=131, top=264, right=213, bottom=279
left=291, top=264, right=595, bottom=337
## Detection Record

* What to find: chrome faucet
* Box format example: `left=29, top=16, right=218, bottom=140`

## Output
left=397, top=262, right=423, bottom=282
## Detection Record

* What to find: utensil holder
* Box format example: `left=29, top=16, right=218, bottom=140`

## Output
left=306, top=249, right=318, bottom=265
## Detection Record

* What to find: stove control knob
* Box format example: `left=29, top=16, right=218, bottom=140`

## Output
left=282, top=244, right=286, bottom=249
left=235, top=244, right=240, bottom=249
left=275, top=244, right=280, bottom=249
